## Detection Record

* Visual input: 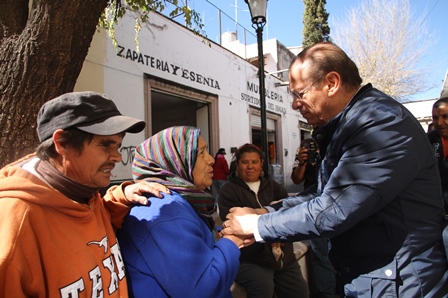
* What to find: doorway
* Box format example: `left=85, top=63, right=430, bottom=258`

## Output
left=145, top=76, right=219, bottom=151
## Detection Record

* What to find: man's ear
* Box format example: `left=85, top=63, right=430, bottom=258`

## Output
left=52, top=129, right=66, bottom=155
left=325, top=71, right=341, bottom=97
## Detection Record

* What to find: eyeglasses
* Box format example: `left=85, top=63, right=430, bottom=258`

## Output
left=288, top=77, right=321, bottom=100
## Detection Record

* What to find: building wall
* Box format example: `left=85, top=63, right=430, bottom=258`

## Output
left=75, top=11, right=306, bottom=186
left=275, top=40, right=296, bottom=82
left=402, top=99, right=436, bottom=132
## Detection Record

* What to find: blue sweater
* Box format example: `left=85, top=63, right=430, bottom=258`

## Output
left=117, top=191, right=240, bottom=298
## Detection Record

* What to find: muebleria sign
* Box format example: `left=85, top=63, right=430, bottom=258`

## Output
left=241, top=81, right=287, bottom=115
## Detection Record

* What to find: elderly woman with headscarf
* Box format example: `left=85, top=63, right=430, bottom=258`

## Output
left=117, top=126, right=244, bottom=298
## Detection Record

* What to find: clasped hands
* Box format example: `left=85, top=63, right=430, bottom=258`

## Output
left=221, top=207, right=268, bottom=248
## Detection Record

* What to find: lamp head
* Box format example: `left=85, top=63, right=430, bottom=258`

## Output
left=245, top=0, right=268, bottom=25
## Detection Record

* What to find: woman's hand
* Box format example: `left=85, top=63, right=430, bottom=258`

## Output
left=221, top=207, right=259, bottom=238
left=223, top=234, right=255, bottom=249
left=255, top=207, right=269, bottom=215
left=271, top=243, right=284, bottom=261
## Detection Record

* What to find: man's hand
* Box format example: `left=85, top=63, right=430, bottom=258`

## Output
left=221, top=207, right=260, bottom=237
left=298, top=147, right=309, bottom=165
left=124, top=181, right=170, bottom=205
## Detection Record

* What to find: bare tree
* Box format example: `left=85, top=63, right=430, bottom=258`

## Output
left=331, top=0, right=436, bottom=102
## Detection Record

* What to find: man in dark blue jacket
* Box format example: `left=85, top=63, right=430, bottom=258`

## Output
left=222, top=42, right=448, bottom=297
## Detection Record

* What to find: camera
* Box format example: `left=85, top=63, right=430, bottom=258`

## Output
left=308, top=143, right=317, bottom=163
left=301, top=138, right=319, bottom=164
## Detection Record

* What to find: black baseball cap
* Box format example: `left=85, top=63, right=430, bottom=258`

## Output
left=37, top=91, right=146, bottom=142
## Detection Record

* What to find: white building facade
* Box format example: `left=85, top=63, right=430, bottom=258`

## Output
left=75, top=11, right=308, bottom=188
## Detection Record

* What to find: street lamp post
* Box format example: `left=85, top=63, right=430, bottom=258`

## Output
left=245, top=0, right=269, bottom=176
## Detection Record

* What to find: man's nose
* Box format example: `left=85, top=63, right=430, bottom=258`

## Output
left=110, top=149, right=122, bottom=163
left=291, top=99, right=301, bottom=110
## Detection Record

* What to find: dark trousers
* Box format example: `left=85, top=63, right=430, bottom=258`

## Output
left=235, top=261, right=309, bottom=298
left=443, top=219, right=448, bottom=258
left=442, top=191, right=448, bottom=258
left=212, top=179, right=226, bottom=205
left=308, top=238, right=337, bottom=298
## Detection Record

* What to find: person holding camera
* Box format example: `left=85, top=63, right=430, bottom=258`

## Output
left=291, top=138, right=319, bottom=189
left=291, top=138, right=336, bottom=298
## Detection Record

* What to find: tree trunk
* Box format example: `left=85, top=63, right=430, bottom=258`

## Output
left=0, top=0, right=109, bottom=167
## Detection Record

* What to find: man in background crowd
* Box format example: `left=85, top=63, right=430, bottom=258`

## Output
left=428, top=97, right=448, bottom=256
left=212, top=147, right=230, bottom=205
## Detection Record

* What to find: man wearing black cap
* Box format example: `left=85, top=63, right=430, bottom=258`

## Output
left=0, top=91, right=169, bottom=297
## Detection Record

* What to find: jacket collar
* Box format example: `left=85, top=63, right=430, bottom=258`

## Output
left=312, top=83, right=372, bottom=157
